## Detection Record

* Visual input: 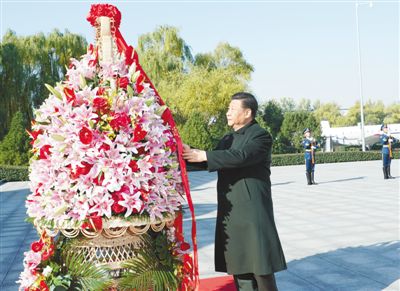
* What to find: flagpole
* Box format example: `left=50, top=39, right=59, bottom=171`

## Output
left=355, top=0, right=368, bottom=152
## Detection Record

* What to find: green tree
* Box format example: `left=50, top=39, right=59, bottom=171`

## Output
left=296, top=98, right=313, bottom=111
left=137, top=26, right=193, bottom=86
left=0, top=111, right=30, bottom=165
left=137, top=26, right=253, bottom=145
left=280, top=111, right=321, bottom=152
left=0, top=30, right=87, bottom=139
left=179, top=112, right=213, bottom=150
left=336, top=101, right=361, bottom=126
left=279, top=97, right=296, bottom=113
left=313, top=102, right=342, bottom=126
left=260, top=100, right=284, bottom=138
left=364, top=100, right=385, bottom=125
left=384, top=103, right=400, bottom=123
left=194, top=42, right=253, bottom=78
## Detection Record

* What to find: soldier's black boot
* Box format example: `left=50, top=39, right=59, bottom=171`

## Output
left=387, top=166, right=395, bottom=179
left=306, top=172, right=312, bottom=185
left=383, top=167, right=389, bottom=179
left=311, top=172, right=317, bottom=185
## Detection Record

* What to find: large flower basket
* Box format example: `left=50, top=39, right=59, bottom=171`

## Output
left=18, top=4, right=198, bottom=291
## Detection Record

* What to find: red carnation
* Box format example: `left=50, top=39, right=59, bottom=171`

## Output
left=136, top=146, right=147, bottom=155
left=166, top=139, right=177, bottom=152
left=93, top=97, right=109, bottom=113
left=133, top=125, right=147, bottom=142
left=81, top=215, right=103, bottom=231
left=99, top=143, right=110, bottom=152
left=110, top=112, right=131, bottom=131
left=180, top=242, right=191, bottom=251
left=91, top=215, right=103, bottom=231
left=112, top=202, right=126, bottom=214
left=41, top=250, right=52, bottom=261
left=79, top=127, right=93, bottom=145
left=39, top=280, right=49, bottom=291
left=71, top=162, right=93, bottom=179
left=111, top=191, right=123, bottom=202
left=140, top=189, right=150, bottom=202
left=39, top=145, right=52, bottom=159
left=118, top=77, right=130, bottom=89
left=31, top=241, right=44, bottom=252
left=129, top=160, right=139, bottom=172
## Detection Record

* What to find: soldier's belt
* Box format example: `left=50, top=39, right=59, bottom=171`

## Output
left=382, top=145, right=389, bottom=147
left=305, top=149, right=312, bottom=152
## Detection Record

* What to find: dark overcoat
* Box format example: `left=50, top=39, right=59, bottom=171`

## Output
left=205, top=120, right=287, bottom=275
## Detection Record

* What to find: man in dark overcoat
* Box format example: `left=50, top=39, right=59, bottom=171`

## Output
left=183, top=92, right=286, bottom=291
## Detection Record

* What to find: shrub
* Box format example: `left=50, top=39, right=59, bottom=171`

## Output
left=0, top=165, right=29, bottom=181
left=271, top=150, right=399, bottom=167
left=0, top=111, right=30, bottom=166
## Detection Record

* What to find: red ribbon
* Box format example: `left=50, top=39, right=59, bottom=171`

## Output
left=87, top=5, right=199, bottom=289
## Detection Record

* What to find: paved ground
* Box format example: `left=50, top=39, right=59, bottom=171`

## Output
left=1, top=160, right=399, bottom=290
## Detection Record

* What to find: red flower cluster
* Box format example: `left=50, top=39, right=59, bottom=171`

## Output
left=30, top=232, right=55, bottom=262
left=27, top=129, right=42, bottom=146
left=111, top=185, right=130, bottom=214
left=64, top=87, right=76, bottom=105
left=39, top=145, right=52, bottom=160
left=86, top=4, right=122, bottom=28
left=110, top=112, right=131, bottom=131
left=79, top=127, right=93, bottom=144
left=93, top=97, right=109, bottom=113
left=81, top=215, right=103, bottom=231
left=70, top=162, right=93, bottom=180
left=117, top=76, right=130, bottom=89
left=128, top=160, right=139, bottom=172
left=133, top=124, right=147, bottom=142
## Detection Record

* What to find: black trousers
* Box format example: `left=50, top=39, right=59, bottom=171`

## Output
left=233, top=273, right=278, bottom=291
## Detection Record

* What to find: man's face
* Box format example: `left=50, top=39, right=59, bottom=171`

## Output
left=305, top=131, right=311, bottom=138
left=383, top=127, right=388, bottom=133
left=226, top=100, right=251, bottom=129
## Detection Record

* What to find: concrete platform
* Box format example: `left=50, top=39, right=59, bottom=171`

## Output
left=1, top=160, right=399, bottom=290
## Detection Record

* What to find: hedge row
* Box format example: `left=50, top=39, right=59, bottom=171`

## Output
left=271, top=150, right=399, bottom=167
left=0, top=165, right=29, bottom=182
left=1, top=151, right=398, bottom=182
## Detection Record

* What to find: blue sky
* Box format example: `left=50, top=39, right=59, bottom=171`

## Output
left=1, top=0, right=399, bottom=108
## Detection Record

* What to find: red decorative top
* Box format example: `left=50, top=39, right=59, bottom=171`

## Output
left=86, top=4, right=121, bottom=28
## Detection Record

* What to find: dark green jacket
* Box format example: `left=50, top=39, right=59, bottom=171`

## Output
left=206, top=120, right=287, bottom=275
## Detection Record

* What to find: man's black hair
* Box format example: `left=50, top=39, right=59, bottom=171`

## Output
left=231, top=92, right=258, bottom=119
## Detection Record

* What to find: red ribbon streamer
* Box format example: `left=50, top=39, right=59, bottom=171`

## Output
left=87, top=5, right=199, bottom=289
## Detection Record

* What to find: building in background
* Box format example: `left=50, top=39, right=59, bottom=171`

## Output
left=321, top=121, right=400, bottom=152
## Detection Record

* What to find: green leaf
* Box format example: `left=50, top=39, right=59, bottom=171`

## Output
left=127, top=85, right=134, bottom=97
left=62, top=250, right=113, bottom=291
left=45, top=84, right=63, bottom=100
left=79, top=75, right=87, bottom=89
left=51, top=134, right=65, bottom=142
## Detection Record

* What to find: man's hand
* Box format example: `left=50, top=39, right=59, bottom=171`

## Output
left=182, top=148, right=207, bottom=162
left=183, top=143, right=191, bottom=153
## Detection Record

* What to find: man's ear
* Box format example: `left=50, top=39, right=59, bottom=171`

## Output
left=245, top=108, right=252, bottom=118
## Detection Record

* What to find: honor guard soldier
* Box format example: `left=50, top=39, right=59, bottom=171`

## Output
left=380, top=124, right=398, bottom=179
left=302, top=128, right=319, bottom=185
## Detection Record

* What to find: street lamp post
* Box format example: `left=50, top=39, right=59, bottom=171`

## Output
left=355, top=0, right=372, bottom=152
